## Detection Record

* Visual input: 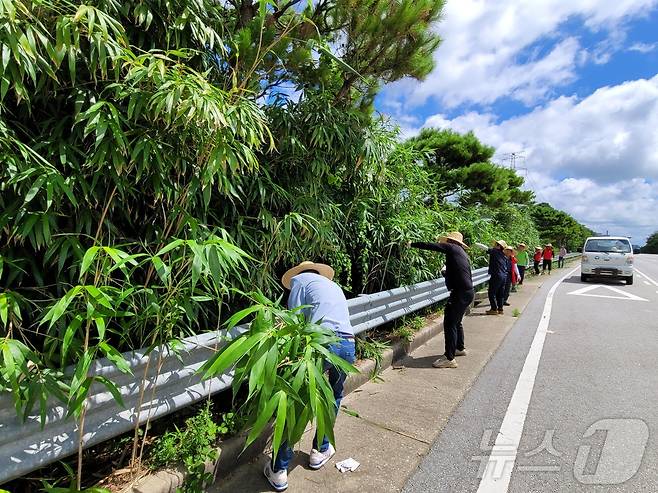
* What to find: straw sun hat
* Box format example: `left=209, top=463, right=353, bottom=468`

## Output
left=494, top=239, right=509, bottom=249
left=281, top=261, right=334, bottom=289
left=438, top=231, right=468, bottom=249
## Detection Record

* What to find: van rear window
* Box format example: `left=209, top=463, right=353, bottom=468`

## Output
left=584, top=239, right=631, bottom=253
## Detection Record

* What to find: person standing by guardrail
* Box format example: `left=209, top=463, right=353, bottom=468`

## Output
left=516, top=243, right=529, bottom=285
left=264, top=261, right=356, bottom=491
left=533, top=246, right=542, bottom=275
left=409, top=232, right=474, bottom=369
left=474, top=240, right=509, bottom=315
left=543, top=243, right=554, bottom=274
left=503, top=247, right=518, bottom=304
left=558, top=245, right=567, bottom=268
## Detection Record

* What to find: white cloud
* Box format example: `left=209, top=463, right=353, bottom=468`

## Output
left=382, top=0, right=658, bottom=109
left=531, top=176, right=658, bottom=242
left=628, top=41, right=658, bottom=53
left=415, top=75, right=658, bottom=243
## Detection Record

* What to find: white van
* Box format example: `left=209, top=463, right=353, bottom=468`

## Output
left=581, top=236, right=634, bottom=284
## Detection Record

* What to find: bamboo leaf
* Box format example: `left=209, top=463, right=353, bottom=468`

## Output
left=271, top=391, right=287, bottom=456
left=95, top=375, right=125, bottom=408
left=93, top=315, right=106, bottom=340
left=99, top=341, right=133, bottom=375
left=199, top=331, right=265, bottom=379
left=155, top=239, right=184, bottom=256
left=224, top=305, right=262, bottom=330
left=79, top=246, right=100, bottom=279
left=41, top=286, right=82, bottom=328
left=24, top=175, right=45, bottom=204
left=61, top=314, right=83, bottom=363
left=244, top=391, right=279, bottom=451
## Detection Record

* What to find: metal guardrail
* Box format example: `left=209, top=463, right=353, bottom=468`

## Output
left=0, top=267, right=491, bottom=483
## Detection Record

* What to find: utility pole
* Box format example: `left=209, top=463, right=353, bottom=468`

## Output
left=499, top=151, right=527, bottom=177
left=500, top=150, right=526, bottom=170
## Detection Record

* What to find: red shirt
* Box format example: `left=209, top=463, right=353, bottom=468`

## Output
left=533, top=251, right=542, bottom=261
left=543, top=248, right=553, bottom=260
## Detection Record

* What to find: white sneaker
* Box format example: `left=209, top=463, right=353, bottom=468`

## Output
left=455, top=349, right=467, bottom=357
left=432, top=356, right=458, bottom=368
left=309, top=444, right=336, bottom=470
left=263, top=462, right=288, bottom=491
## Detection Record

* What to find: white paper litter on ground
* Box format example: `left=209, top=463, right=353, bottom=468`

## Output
left=335, top=458, right=360, bottom=473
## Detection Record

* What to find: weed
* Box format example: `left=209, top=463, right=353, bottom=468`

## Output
left=512, top=308, right=521, bottom=317
left=216, top=412, right=245, bottom=437
left=39, top=462, right=111, bottom=493
left=406, top=316, right=425, bottom=332
left=356, top=337, right=391, bottom=379
left=392, top=326, right=414, bottom=343
left=148, top=404, right=220, bottom=492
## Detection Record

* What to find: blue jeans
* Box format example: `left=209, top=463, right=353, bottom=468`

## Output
left=273, top=337, right=356, bottom=472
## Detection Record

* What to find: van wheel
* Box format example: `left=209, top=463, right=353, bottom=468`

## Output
left=626, top=276, right=633, bottom=285
left=581, top=274, right=588, bottom=282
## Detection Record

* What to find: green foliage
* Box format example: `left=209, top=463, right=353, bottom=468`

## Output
left=355, top=337, right=390, bottom=379
left=216, top=411, right=246, bottom=437
left=408, top=128, right=495, bottom=171
left=392, top=326, right=414, bottom=343
left=148, top=405, right=220, bottom=493
left=530, top=203, right=594, bottom=251
left=642, top=231, right=658, bottom=254
left=330, top=0, right=446, bottom=102
left=405, top=316, right=425, bottom=332
left=450, top=162, right=535, bottom=207
left=0, top=0, right=448, bottom=485
left=198, top=292, right=359, bottom=462
left=405, top=128, right=534, bottom=207
left=0, top=237, right=248, bottom=425
left=390, top=315, right=425, bottom=343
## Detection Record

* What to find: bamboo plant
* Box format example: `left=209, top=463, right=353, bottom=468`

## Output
left=199, top=293, right=359, bottom=461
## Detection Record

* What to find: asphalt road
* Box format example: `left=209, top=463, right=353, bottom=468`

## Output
left=403, top=255, right=658, bottom=493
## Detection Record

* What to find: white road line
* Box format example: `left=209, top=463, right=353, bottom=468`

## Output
left=636, top=269, right=658, bottom=287
left=476, top=266, right=579, bottom=493
left=567, top=284, right=648, bottom=301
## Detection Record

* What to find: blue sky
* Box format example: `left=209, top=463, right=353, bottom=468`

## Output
left=376, top=0, right=658, bottom=245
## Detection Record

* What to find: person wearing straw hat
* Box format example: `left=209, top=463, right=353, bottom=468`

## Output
left=503, top=246, right=519, bottom=305
left=264, top=261, right=355, bottom=490
left=409, top=232, right=474, bottom=369
left=542, top=243, right=554, bottom=275
left=475, top=239, right=509, bottom=314
left=516, top=243, right=529, bottom=285
left=533, top=246, right=542, bottom=275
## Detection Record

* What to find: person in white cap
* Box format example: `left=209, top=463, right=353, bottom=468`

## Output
left=263, top=261, right=355, bottom=491
left=409, top=232, right=474, bottom=369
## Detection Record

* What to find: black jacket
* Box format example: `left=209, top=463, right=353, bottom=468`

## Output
left=411, top=242, right=473, bottom=291
left=487, top=247, right=508, bottom=279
